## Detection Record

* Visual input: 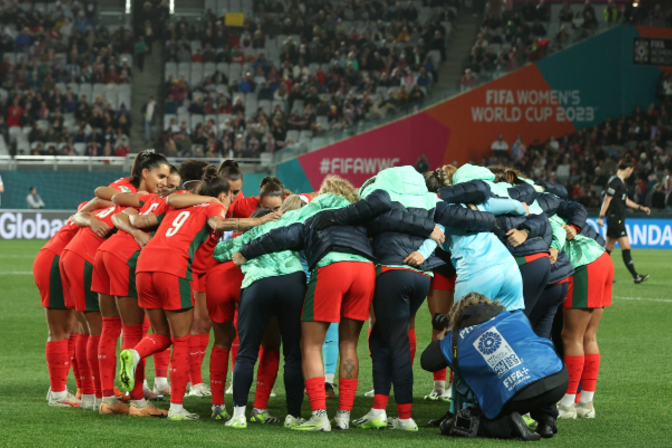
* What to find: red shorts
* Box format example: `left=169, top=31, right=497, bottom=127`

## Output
left=99, top=251, right=138, bottom=298
left=91, top=250, right=111, bottom=296
left=303, top=261, right=376, bottom=323
left=191, top=272, right=206, bottom=294
left=564, top=252, right=614, bottom=309
left=33, top=249, right=68, bottom=309
left=430, top=271, right=456, bottom=291
left=60, top=251, right=98, bottom=313
left=137, top=272, right=193, bottom=311
left=206, top=261, right=244, bottom=324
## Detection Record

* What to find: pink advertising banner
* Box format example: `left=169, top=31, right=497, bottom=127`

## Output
left=297, top=112, right=451, bottom=189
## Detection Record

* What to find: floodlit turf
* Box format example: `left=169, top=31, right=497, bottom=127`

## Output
left=0, top=240, right=671, bottom=447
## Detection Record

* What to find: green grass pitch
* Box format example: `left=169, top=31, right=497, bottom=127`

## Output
left=0, top=240, right=671, bottom=447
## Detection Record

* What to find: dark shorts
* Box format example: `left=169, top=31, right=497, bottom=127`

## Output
left=606, top=215, right=627, bottom=239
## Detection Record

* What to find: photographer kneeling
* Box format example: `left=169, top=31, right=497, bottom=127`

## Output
left=421, top=292, right=568, bottom=440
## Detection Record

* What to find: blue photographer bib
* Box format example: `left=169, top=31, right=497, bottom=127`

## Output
left=440, top=310, right=564, bottom=419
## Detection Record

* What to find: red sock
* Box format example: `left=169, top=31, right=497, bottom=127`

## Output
left=253, top=349, right=279, bottom=409
left=76, top=334, right=94, bottom=395
left=305, top=377, right=327, bottom=411
left=373, top=393, right=389, bottom=410
left=338, top=378, right=358, bottom=412
left=46, top=340, right=69, bottom=393
left=69, top=334, right=81, bottom=390
left=433, top=368, right=447, bottom=382
left=188, top=334, right=203, bottom=385
left=99, top=317, right=122, bottom=397
left=154, top=348, right=170, bottom=378
left=449, top=369, right=454, bottom=384
left=198, top=333, right=210, bottom=380
left=408, top=328, right=416, bottom=366
left=122, top=324, right=146, bottom=400
left=134, top=333, right=172, bottom=359
left=210, top=347, right=229, bottom=406
left=87, top=335, right=102, bottom=398
left=564, top=355, right=585, bottom=395
left=169, top=336, right=190, bottom=405
left=581, top=353, right=601, bottom=392
left=397, top=402, right=412, bottom=419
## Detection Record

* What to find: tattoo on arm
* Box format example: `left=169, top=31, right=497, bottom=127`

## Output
left=217, top=218, right=259, bottom=231
left=141, top=216, right=152, bottom=228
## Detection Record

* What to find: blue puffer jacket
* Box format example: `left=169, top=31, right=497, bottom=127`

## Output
left=330, top=190, right=499, bottom=271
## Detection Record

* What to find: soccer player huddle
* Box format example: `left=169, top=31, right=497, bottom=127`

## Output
left=33, top=151, right=616, bottom=438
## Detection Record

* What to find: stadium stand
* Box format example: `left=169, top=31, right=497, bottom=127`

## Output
left=0, top=1, right=133, bottom=158
left=160, top=0, right=459, bottom=158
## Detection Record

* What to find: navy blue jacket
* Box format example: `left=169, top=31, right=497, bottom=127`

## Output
left=239, top=192, right=395, bottom=270
left=331, top=190, right=499, bottom=271
left=240, top=218, right=375, bottom=271
left=497, top=213, right=551, bottom=257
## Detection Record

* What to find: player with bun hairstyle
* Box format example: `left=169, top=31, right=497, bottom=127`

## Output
left=60, top=150, right=171, bottom=412
left=218, top=159, right=243, bottom=201
left=597, top=158, right=650, bottom=283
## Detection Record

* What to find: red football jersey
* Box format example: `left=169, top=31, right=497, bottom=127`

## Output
left=136, top=202, right=226, bottom=279
left=39, top=201, right=90, bottom=255
left=63, top=205, right=123, bottom=263
left=41, top=220, right=81, bottom=255
left=109, top=177, right=137, bottom=193
left=227, top=195, right=259, bottom=218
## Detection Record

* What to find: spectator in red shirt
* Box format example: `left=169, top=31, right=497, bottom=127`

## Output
left=7, top=98, right=23, bottom=127
left=460, top=69, right=476, bottom=92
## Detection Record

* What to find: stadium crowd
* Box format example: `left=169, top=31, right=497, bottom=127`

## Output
left=462, top=0, right=672, bottom=91
left=159, top=0, right=457, bottom=158
left=469, top=99, right=672, bottom=211
left=0, top=0, right=134, bottom=157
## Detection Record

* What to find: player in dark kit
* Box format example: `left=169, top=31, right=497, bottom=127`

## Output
left=597, top=158, right=650, bottom=284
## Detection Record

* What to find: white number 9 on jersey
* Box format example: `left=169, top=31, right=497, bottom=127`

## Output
left=166, top=211, right=190, bottom=237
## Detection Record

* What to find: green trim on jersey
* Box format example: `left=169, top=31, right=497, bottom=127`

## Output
left=48, top=254, right=66, bottom=309
left=84, top=260, right=99, bottom=312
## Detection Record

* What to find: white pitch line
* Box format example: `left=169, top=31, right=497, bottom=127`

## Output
left=613, top=296, right=672, bottom=303
left=0, top=254, right=35, bottom=258
left=0, top=271, right=33, bottom=275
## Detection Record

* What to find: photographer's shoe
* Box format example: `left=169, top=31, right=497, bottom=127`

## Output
left=428, top=410, right=454, bottom=427
left=576, top=401, right=596, bottom=418
left=557, top=402, right=577, bottom=419
left=510, top=412, right=540, bottom=441
left=536, top=418, right=557, bottom=439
